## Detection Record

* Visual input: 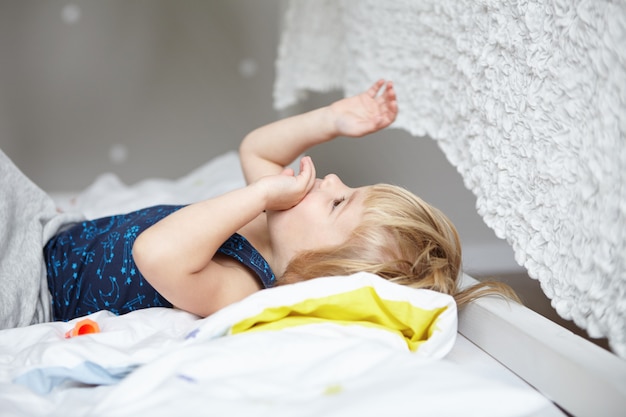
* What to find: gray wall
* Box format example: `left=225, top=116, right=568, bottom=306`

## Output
left=0, top=0, right=280, bottom=189
left=0, top=0, right=521, bottom=276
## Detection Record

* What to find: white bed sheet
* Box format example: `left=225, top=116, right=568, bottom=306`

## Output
left=0, top=151, right=565, bottom=416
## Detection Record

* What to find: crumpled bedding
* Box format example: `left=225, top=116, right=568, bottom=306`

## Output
left=54, top=150, right=246, bottom=220
left=0, top=273, right=552, bottom=417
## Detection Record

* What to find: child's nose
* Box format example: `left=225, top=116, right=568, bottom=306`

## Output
left=322, top=173, right=342, bottom=186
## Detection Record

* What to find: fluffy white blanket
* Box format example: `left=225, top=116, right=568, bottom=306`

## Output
left=274, top=0, right=626, bottom=358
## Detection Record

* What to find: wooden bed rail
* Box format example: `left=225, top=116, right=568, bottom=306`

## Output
left=458, top=274, right=626, bottom=417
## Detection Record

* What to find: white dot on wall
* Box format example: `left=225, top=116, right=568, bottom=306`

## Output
left=238, top=58, right=258, bottom=79
left=109, top=144, right=129, bottom=165
left=62, top=4, right=81, bottom=24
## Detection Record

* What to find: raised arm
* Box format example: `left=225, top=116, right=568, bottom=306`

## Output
left=132, top=80, right=396, bottom=317
left=239, top=79, right=398, bottom=184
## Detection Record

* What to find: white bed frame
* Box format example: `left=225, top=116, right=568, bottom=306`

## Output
left=459, top=274, right=626, bottom=417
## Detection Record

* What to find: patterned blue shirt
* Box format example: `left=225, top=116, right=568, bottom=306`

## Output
left=44, top=205, right=275, bottom=321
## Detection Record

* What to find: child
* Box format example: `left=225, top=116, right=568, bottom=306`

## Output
left=17, top=80, right=516, bottom=325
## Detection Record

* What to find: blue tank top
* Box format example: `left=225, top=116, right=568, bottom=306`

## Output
left=44, top=205, right=275, bottom=322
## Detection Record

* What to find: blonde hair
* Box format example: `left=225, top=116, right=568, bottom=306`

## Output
left=279, top=184, right=518, bottom=308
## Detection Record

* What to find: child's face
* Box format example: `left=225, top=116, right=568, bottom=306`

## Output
left=268, top=174, right=366, bottom=255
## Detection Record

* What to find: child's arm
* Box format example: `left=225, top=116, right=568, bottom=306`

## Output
left=132, top=157, right=316, bottom=317
left=132, top=80, right=397, bottom=316
left=239, top=79, right=398, bottom=184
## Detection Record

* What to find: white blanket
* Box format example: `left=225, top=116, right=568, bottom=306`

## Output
left=0, top=273, right=552, bottom=417
left=273, top=0, right=626, bottom=358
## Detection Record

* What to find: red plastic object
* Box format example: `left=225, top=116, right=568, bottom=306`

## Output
left=65, top=319, right=100, bottom=338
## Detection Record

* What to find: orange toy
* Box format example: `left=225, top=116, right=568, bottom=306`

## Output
left=65, top=318, right=100, bottom=338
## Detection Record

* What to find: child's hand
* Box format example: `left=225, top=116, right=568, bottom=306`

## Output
left=255, top=156, right=317, bottom=211
left=330, top=79, right=398, bottom=137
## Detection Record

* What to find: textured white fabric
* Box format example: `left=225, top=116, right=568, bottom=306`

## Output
left=274, top=0, right=626, bottom=358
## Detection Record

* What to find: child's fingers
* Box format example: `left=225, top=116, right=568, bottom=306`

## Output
left=382, top=82, right=398, bottom=120
left=385, top=81, right=396, bottom=100
left=299, top=156, right=316, bottom=193
left=367, top=79, right=386, bottom=98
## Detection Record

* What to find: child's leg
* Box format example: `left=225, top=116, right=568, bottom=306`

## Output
left=0, top=150, right=83, bottom=328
